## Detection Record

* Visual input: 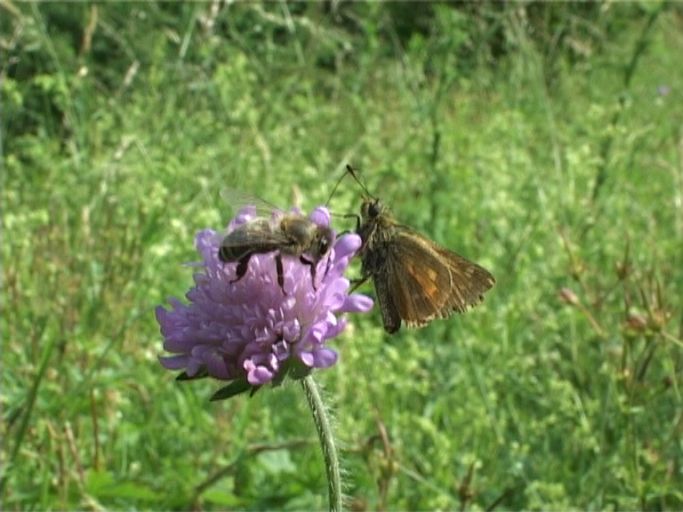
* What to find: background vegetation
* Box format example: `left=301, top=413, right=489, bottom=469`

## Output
left=2, top=1, right=682, bottom=509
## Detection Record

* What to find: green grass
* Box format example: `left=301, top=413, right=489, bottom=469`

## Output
left=2, top=2, right=683, bottom=510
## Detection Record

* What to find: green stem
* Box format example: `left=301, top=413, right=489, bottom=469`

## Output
left=0, top=317, right=52, bottom=495
left=301, top=375, right=342, bottom=512
left=590, top=4, right=665, bottom=203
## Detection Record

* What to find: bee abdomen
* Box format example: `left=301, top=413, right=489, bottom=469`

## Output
left=219, top=242, right=282, bottom=262
left=218, top=245, right=242, bottom=262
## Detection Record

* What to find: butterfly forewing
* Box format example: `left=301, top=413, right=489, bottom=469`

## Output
left=382, top=233, right=456, bottom=326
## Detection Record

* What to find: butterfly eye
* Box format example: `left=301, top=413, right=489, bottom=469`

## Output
left=368, top=200, right=381, bottom=218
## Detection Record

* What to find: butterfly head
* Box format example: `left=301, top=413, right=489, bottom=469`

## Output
left=360, top=198, right=384, bottom=222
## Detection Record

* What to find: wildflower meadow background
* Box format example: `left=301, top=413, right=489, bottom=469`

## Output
left=3, top=2, right=683, bottom=509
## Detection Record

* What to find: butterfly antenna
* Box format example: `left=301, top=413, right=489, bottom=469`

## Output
left=345, top=164, right=374, bottom=199
left=325, top=163, right=374, bottom=206
left=325, top=166, right=350, bottom=207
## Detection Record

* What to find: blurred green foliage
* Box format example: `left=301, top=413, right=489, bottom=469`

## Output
left=2, top=1, right=682, bottom=509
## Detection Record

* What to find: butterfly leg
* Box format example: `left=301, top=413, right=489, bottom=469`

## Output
left=349, top=274, right=370, bottom=292
left=340, top=213, right=362, bottom=232
left=299, top=256, right=317, bottom=291
left=341, top=212, right=374, bottom=253
left=230, top=251, right=254, bottom=284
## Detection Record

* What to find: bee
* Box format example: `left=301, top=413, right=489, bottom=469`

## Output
left=218, top=194, right=334, bottom=293
left=346, top=165, right=495, bottom=333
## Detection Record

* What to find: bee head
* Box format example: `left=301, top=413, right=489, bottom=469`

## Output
left=315, top=226, right=334, bottom=257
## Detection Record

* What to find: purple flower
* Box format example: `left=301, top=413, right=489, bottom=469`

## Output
left=156, top=206, right=373, bottom=394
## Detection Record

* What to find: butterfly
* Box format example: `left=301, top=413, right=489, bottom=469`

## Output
left=347, top=166, right=495, bottom=333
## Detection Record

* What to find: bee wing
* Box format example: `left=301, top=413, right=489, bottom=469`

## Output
left=216, top=190, right=295, bottom=246
left=220, top=188, right=286, bottom=219
left=379, top=230, right=494, bottom=330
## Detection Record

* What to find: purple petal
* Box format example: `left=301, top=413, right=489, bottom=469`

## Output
left=205, top=352, right=230, bottom=379
left=282, top=319, right=301, bottom=342
left=309, top=207, right=331, bottom=227
left=229, top=206, right=257, bottom=231
left=159, top=355, right=189, bottom=370
left=333, top=233, right=361, bottom=259
left=301, top=348, right=338, bottom=368
left=324, top=317, right=347, bottom=340
left=341, top=294, right=374, bottom=313
left=300, top=352, right=314, bottom=367
left=304, top=321, right=328, bottom=345
left=324, top=290, right=347, bottom=311
left=247, top=366, right=274, bottom=386
left=314, top=348, right=338, bottom=368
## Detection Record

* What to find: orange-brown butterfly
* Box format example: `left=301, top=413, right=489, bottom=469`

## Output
left=345, top=165, right=495, bottom=333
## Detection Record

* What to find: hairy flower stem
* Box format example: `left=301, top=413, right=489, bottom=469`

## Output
left=302, top=375, right=342, bottom=512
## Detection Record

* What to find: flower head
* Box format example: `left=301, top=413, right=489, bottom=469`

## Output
left=156, top=206, right=373, bottom=397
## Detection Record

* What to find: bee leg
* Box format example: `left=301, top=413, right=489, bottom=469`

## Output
left=275, top=253, right=287, bottom=294
left=299, top=256, right=317, bottom=291
left=322, top=255, right=332, bottom=281
left=230, top=252, right=253, bottom=284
